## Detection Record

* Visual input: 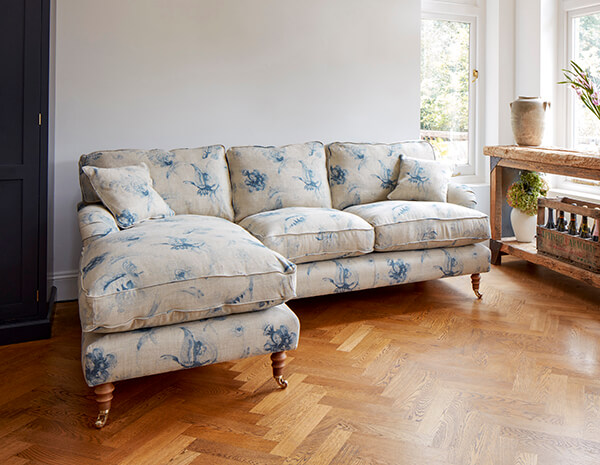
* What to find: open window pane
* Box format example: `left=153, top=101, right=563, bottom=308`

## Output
left=573, top=12, right=600, bottom=154
left=420, top=18, right=471, bottom=167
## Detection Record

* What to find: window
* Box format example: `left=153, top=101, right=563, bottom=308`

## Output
left=560, top=2, right=600, bottom=195
left=420, top=14, right=478, bottom=177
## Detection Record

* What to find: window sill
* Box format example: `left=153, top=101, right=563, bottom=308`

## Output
left=547, top=187, right=600, bottom=203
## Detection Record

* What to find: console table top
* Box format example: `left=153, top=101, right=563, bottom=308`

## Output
left=483, top=145, right=600, bottom=171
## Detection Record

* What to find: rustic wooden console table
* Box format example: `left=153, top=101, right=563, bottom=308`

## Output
left=483, top=145, right=600, bottom=287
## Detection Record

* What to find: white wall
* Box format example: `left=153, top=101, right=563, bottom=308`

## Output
left=52, top=0, right=422, bottom=300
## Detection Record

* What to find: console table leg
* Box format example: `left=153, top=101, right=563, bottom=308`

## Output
left=490, top=240, right=503, bottom=266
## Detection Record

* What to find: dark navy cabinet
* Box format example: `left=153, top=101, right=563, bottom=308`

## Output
left=0, top=0, right=55, bottom=345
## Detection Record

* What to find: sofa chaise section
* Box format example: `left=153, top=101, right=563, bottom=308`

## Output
left=78, top=214, right=295, bottom=333
left=78, top=146, right=301, bottom=428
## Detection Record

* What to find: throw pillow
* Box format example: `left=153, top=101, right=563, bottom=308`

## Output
left=82, top=163, right=174, bottom=229
left=388, top=157, right=452, bottom=202
left=226, top=141, right=332, bottom=222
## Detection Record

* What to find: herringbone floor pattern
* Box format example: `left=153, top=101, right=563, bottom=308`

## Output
left=1, top=258, right=600, bottom=464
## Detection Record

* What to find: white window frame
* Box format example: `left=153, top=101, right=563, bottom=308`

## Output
left=421, top=0, right=485, bottom=184
left=555, top=0, right=600, bottom=196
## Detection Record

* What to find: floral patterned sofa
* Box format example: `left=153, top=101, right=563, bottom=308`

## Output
left=77, top=140, right=490, bottom=428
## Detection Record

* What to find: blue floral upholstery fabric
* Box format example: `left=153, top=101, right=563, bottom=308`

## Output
left=79, top=146, right=235, bottom=221
left=447, top=182, right=477, bottom=209
left=239, top=207, right=375, bottom=264
left=344, top=201, right=490, bottom=252
left=294, top=243, right=490, bottom=298
left=81, top=303, right=300, bottom=386
left=327, top=142, right=404, bottom=210
left=78, top=215, right=296, bottom=333
left=326, top=141, right=436, bottom=210
left=226, top=142, right=332, bottom=221
left=388, top=157, right=453, bottom=202
left=82, top=164, right=175, bottom=229
left=77, top=203, right=119, bottom=247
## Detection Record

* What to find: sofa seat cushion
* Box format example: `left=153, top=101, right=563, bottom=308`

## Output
left=344, top=201, right=490, bottom=252
left=239, top=207, right=375, bottom=264
left=79, top=215, right=296, bottom=333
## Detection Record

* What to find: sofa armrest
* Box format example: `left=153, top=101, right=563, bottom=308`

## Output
left=447, top=182, right=477, bottom=209
left=77, top=203, right=119, bottom=246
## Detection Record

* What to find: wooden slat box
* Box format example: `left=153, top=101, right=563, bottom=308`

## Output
left=536, top=197, right=600, bottom=273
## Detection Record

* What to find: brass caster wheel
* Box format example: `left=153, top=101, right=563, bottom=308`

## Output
left=474, top=289, right=483, bottom=300
left=274, top=375, right=288, bottom=389
left=95, top=409, right=110, bottom=429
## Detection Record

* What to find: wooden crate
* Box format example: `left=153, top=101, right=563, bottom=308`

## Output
left=536, top=197, right=600, bottom=273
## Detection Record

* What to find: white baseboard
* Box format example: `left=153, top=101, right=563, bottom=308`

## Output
left=50, top=270, right=78, bottom=302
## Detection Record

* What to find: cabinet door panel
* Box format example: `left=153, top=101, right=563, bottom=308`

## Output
left=0, top=0, right=43, bottom=321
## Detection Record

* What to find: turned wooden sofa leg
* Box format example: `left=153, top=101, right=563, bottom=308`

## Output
left=94, top=382, right=115, bottom=429
left=471, top=273, right=483, bottom=300
left=270, top=351, right=288, bottom=389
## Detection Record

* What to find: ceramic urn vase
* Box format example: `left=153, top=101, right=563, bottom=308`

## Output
left=510, top=96, right=550, bottom=146
left=510, top=208, right=537, bottom=243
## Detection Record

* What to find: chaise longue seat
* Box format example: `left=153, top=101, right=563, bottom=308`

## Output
left=79, top=214, right=296, bottom=334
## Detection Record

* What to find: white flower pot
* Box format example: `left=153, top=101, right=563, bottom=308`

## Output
left=510, top=208, right=537, bottom=243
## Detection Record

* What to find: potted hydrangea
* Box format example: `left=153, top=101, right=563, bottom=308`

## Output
left=506, top=171, right=548, bottom=242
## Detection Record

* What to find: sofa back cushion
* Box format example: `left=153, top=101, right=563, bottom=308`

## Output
left=226, top=141, right=332, bottom=222
left=79, top=146, right=235, bottom=221
left=327, top=141, right=436, bottom=210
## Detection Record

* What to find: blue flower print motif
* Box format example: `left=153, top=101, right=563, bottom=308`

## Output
left=102, top=260, right=143, bottom=292
left=294, top=161, right=321, bottom=191
left=136, top=328, right=158, bottom=351
left=307, top=142, right=322, bottom=158
left=346, top=146, right=367, bottom=170
left=263, top=324, right=297, bottom=352
left=284, top=215, right=306, bottom=232
left=329, top=165, right=348, bottom=185
left=82, top=253, right=108, bottom=278
left=387, top=259, right=410, bottom=284
left=182, top=286, right=205, bottom=298
left=264, top=149, right=287, bottom=173
left=232, top=324, right=245, bottom=337
left=435, top=250, right=464, bottom=277
left=421, top=229, right=438, bottom=241
left=116, top=210, right=137, bottom=228
left=315, top=231, right=334, bottom=244
left=202, top=146, right=220, bottom=160
left=323, top=262, right=359, bottom=293
left=373, top=161, right=397, bottom=190
left=184, top=164, right=219, bottom=196
left=110, top=234, right=144, bottom=247
left=161, top=328, right=218, bottom=368
left=392, top=205, right=410, bottom=220
left=174, top=269, right=191, bottom=281
left=150, top=152, right=176, bottom=178
left=162, top=237, right=205, bottom=251
left=242, top=169, right=267, bottom=192
left=406, top=162, right=430, bottom=190
left=226, top=280, right=254, bottom=305
left=85, top=348, right=116, bottom=386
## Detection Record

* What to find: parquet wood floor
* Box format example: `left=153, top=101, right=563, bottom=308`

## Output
left=1, top=258, right=600, bottom=464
